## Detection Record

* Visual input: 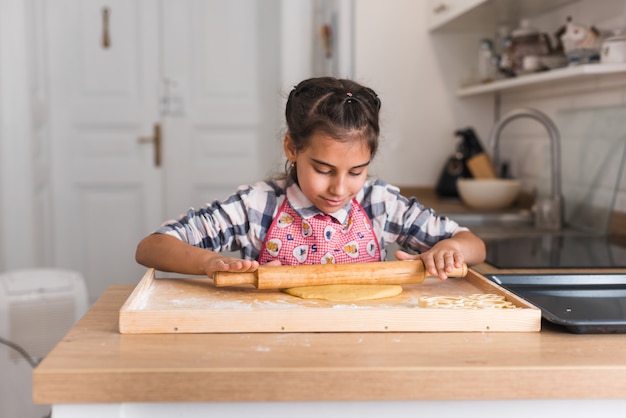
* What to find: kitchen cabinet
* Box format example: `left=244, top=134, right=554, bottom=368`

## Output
left=429, top=0, right=579, bottom=32
left=427, top=0, right=485, bottom=31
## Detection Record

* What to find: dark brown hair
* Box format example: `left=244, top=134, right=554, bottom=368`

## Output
left=284, top=77, right=381, bottom=181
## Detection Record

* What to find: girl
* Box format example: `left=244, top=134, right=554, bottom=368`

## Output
left=135, top=77, right=486, bottom=280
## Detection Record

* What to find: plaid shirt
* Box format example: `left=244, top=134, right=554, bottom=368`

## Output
left=156, top=178, right=468, bottom=261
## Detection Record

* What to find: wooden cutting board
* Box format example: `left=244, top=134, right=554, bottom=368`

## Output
left=119, top=268, right=540, bottom=333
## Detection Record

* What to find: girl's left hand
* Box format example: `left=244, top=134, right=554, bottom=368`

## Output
left=395, top=246, right=463, bottom=280
left=395, top=231, right=486, bottom=280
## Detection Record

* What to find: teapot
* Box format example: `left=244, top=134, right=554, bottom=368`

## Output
left=559, top=16, right=602, bottom=64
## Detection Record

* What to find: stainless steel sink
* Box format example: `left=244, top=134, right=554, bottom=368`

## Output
left=446, top=210, right=598, bottom=239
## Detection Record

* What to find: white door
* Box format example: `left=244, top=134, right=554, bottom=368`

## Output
left=47, top=0, right=280, bottom=302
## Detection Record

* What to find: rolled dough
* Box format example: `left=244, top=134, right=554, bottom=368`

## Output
left=282, top=284, right=403, bottom=302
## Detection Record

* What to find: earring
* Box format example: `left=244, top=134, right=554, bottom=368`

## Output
left=284, top=160, right=295, bottom=174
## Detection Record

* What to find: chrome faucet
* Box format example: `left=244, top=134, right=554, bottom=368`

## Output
left=488, top=108, right=563, bottom=231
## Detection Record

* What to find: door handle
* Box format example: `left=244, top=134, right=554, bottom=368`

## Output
left=101, top=7, right=111, bottom=48
left=138, top=123, right=162, bottom=167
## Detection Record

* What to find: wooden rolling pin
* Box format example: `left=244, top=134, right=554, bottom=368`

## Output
left=213, top=260, right=468, bottom=289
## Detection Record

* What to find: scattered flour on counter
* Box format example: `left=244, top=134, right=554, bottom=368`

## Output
left=131, top=285, right=156, bottom=310
left=330, top=303, right=404, bottom=309
left=168, top=297, right=254, bottom=310
left=165, top=296, right=312, bottom=310
left=201, top=300, right=254, bottom=310
left=252, top=299, right=303, bottom=309
left=253, top=345, right=271, bottom=352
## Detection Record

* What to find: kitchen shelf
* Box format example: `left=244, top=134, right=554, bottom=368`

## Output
left=457, top=63, right=626, bottom=97
left=429, top=0, right=579, bottom=32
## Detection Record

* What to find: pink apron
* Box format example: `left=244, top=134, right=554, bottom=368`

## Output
left=258, top=198, right=381, bottom=265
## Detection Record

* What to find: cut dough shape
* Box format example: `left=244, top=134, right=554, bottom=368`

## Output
left=419, top=294, right=517, bottom=309
left=282, top=284, right=403, bottom=302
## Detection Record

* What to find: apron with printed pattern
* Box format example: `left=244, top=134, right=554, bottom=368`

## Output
left=258, top=198, right=381, bottom=265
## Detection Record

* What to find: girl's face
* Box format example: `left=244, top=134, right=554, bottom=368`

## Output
left=284, top=132, right=372, bottom=214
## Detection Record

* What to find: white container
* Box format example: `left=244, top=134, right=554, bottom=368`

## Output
left=456, top=178, right=521, bottom=210
left=601, top=35, right=626, bottom=63
left=0, top=268, right=88, bottom=418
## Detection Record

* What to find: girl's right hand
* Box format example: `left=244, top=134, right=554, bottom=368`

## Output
left=205, top=257, right=282, bottom=278
left=135, top=233, right=284, bottom=279
left=206, top=256, right=281, bottom=278
left=205, top=256, right=260, bottom=279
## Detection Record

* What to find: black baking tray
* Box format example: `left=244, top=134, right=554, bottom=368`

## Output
left=484, top=273, right=626, bottom=334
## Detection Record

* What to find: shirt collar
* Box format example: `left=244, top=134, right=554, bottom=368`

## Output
left=285, top=181, right=352, bottom=225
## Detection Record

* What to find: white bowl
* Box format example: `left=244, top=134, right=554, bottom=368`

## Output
left=456, top=178, right=521, bottom=210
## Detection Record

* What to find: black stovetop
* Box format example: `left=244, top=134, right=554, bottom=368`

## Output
left=484, top=235, right=626, bottom=269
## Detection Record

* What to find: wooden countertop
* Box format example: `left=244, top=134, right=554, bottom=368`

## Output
left=33, top=284, right=626, bottom=404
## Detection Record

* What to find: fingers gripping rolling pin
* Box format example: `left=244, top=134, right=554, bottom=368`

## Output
left=213, top=260, right=468, bottom=289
